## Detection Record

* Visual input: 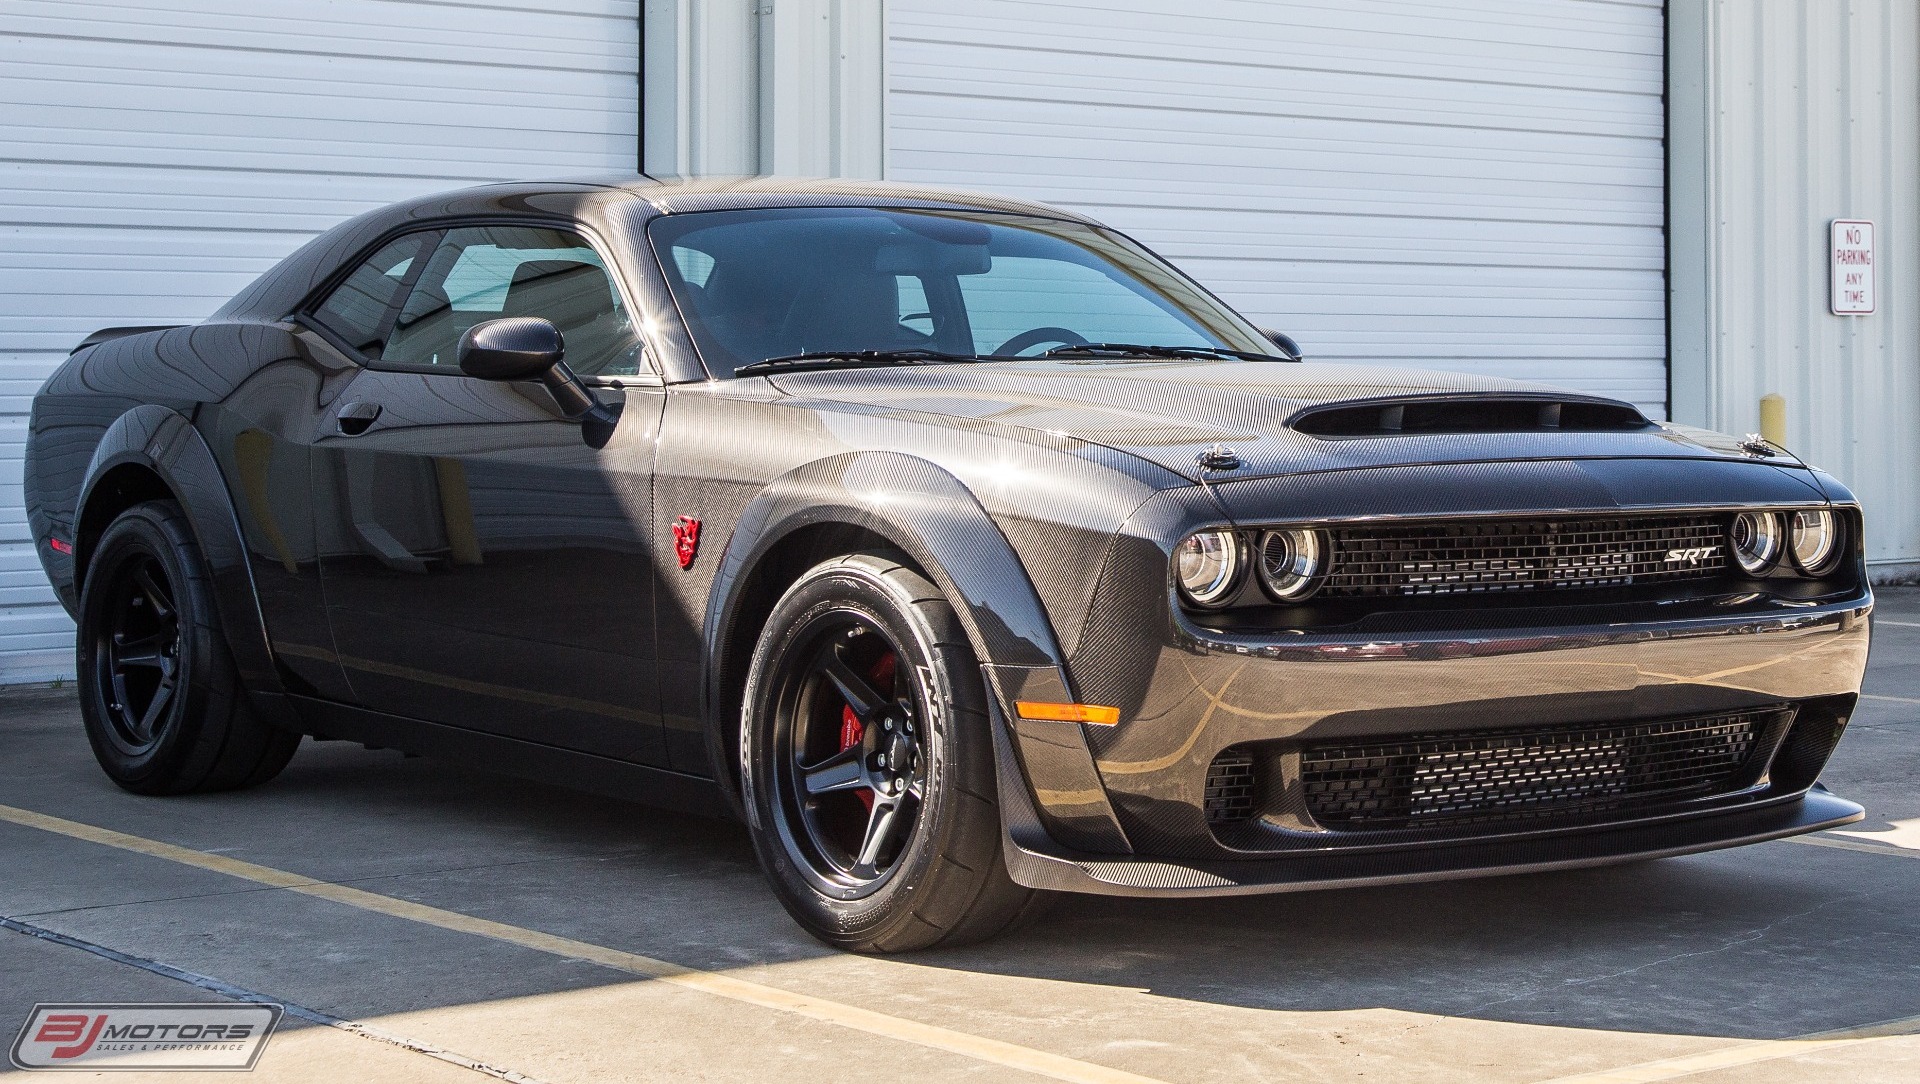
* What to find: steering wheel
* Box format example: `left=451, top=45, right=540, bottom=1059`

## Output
left=995, top=327, right=1088, bottom=357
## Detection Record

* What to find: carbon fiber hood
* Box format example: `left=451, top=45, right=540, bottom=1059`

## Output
left=768, top=359, right=1765, bottom=483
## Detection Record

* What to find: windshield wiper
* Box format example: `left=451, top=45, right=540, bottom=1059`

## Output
left=732, top=348, right=987, bottom=377
left=1036, top=342, right=1297, bottom=363
left=734, top=341, right=1297, bottom=377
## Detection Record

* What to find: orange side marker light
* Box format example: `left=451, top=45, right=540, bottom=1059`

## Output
left=1014, top=701, right=1121, bottom=726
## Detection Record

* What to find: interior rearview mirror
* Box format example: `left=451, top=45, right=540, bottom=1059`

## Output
left=458, top=317, right=623, bottom=448
left=874, top=242, right=991, bottom=276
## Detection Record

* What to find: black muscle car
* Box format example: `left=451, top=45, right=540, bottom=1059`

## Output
left=26, top=178, right=1871, bottom=952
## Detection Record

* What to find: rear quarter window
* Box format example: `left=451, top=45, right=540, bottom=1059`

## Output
left=308, top=233, right=436, bottom=355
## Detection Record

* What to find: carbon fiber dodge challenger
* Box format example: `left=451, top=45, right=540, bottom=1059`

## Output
left=26, top=179, right=1871, bottom=951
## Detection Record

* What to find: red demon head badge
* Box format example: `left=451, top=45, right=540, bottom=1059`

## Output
left=671, top=515, right=701, bottom=569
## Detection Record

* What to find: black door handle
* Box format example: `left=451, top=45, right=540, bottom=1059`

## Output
left=336, top=401, right=382, bottom=436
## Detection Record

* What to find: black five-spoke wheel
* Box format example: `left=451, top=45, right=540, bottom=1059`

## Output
left=92, top=554, right=184, bottom=755
left=76, top=500, right=300, bottom=795
left=779, top=614, right=926, bottom=894
left=741, top=553, right=1048, bottom=952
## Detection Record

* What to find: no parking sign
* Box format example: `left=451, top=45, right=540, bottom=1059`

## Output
left=1831, top=219, right=1875, bottom=315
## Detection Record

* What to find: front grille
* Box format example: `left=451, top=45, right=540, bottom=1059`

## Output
left=1320, top=513, right=1728, bottom=598
left=1204, top=749, right=1258, bottom=825
left=1300, top=708, right=1790, bottom=831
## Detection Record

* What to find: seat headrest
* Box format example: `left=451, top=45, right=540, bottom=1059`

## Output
left=502, top=260, right=613, bottom=319
left=780, top=270, right=900, bottom=351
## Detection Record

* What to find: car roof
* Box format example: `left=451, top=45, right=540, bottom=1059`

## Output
left=210, top=176, right=1103, bottom=328
left=488, top=174, right=1104, bottom=225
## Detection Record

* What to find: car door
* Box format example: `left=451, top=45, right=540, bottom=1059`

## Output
left=311, top=222, right=669, bottom=765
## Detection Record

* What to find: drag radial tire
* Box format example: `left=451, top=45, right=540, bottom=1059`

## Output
left=76, top=500, right=299, bottom=795
left=740, top=553, right=1048, bottom=952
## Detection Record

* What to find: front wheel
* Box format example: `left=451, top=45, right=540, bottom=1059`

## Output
left=740, top=553, right=1048, bottom=952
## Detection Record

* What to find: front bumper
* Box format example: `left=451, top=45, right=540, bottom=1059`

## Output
left=991, top=588, right=1872, bottom=893
left=996, top=726, right=1864, bottom=898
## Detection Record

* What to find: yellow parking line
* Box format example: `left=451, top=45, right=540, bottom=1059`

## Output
left=0, top=803, right=1167, bottom=1084
left=1533, top=1012, right=1920, bottom=1083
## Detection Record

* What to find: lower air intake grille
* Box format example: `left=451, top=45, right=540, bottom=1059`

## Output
left=1301, top=708, right=1789, bottom=831
left=1321, top=513, right=1728, bottom=597
left=1204, top=749, right=1258, bottom=825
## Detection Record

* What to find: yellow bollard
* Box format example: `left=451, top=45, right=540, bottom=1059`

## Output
left=1759, top=393, right=1787, bottom=448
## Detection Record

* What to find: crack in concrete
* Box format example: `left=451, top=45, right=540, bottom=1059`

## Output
left=1, top=915, right=556, bottom=1083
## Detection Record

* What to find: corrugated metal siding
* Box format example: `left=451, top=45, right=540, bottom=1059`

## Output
left=0, top=0, right=639, bottom=682
left=1669, top=0, right=1920, bottom=572
left=885, top=0, right=1667, bottom=413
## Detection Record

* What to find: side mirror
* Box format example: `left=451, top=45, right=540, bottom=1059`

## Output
left=458, top=317, right=622, bottom=448
left=458, top=316, right=563, bottom=380
left=1258, top=327, right=1303, bottom=361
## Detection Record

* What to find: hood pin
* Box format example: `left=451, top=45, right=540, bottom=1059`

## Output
left=1198, top=444, right=1243, bottom=472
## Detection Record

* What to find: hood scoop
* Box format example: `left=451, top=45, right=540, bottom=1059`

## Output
left=1290, top=395, right=1652, bottom=439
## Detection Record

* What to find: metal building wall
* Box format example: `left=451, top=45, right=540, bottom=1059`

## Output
left=643, top=0, right=885, bottom=178
left=886, top=0, right=1671, bottom=417
left=1670, top=0, right=1920, bottom=577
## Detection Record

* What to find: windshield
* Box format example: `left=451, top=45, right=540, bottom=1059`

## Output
left=646, top=207, right=1271, bottom=377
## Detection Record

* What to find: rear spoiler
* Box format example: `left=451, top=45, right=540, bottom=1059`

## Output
left=70, top=325, right=186, bottom=355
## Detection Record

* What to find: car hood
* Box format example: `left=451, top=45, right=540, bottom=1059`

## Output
left=767, top=359, right=1776, bottom=483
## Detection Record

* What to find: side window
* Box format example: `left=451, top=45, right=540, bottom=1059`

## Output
left=383, top=225, right=642, bottom=376
left=308, top=233, right=435, bottom=356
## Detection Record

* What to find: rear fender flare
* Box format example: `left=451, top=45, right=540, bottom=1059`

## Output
left=76, top=405, right=286, bottom=702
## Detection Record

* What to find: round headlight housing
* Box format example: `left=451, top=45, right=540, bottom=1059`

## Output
left=1728, top=511, right=1784, bottom=574
left=1174, top=530, right=1242, bottom=607
left=1788, top=509, right=1840, bottom=574
left=1256, top=529, right=1326, bottom=601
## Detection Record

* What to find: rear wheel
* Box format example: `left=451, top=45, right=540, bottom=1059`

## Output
left=77, top=500, right=299, bottom=794
left=740, top=553, right=1048, bottom=952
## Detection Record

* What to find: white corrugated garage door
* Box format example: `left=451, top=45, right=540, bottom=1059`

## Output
left=0, top=0, right=639, bottom=682
left=887, top=0, right=1666, bottom=407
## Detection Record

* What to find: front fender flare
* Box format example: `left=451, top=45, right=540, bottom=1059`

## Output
left=705, top=451, right=1132, bottom=853
left=76, top=405, right=287, bottom=705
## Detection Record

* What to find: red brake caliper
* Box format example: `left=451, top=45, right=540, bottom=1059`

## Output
left=838, top=651, right=897, bottom=812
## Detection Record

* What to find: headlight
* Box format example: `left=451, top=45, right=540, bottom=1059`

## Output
left=1256, top=529, right=1325, bottom=601
left=1174, top=529, right=1242, bottom=606
left=1728, top=511, right=1783, bottom=574
left=1788, top=509, right=1840, bottom=574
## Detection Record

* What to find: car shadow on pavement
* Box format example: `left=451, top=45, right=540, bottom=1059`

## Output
left=944, top=856, right=1913, bottom=1040
left=258, top=738, right=1920, bottom=1044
